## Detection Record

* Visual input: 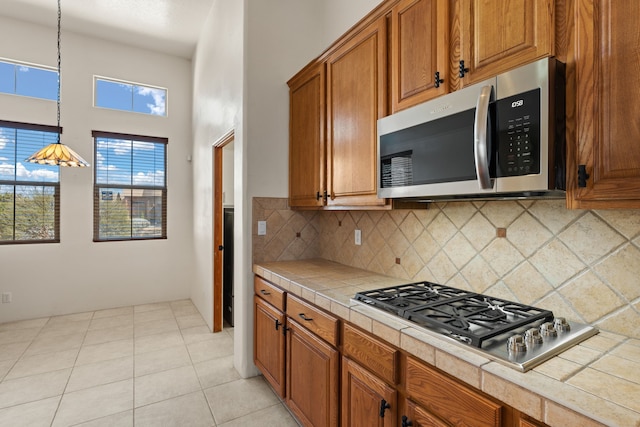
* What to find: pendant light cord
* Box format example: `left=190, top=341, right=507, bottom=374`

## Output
left=56, top=0, right=62, bottom=143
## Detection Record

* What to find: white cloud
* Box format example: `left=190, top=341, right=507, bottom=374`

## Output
left=0, top=129, right=11, bottom=150
left=132, top=141, right=155, bottom=151
left=98, top=139, right=131, bottom=155
left=0, top=163, right=14, bottom=177
left=30, top=168, right=59, bottom=180
left=132, top=170, right=165, bottom=186
left=137, top=86, right=166, bottom=116
left=15, top=162, right=31, bottom=178
left=0, top=162, right=58, bottom=181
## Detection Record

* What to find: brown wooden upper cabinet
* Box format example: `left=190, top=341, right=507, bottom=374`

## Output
left=390, top=0, right=449, bottom=113
left=325, top=16, right=388, bottom=208
left=567, top=0, right=640, bottom=208
left=455, top=0, right=554, bottom=87
left=288, top=0, right=582, bottom=210
left=288, top=62, right=325, bottom=208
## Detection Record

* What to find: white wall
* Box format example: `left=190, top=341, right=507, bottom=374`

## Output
left=322, top=0, right=383, bottom=47
left=0, top=16, right=194, bottom=323
left=190, top=0, right=244, bottom=339
left=191, top=0, right=323, bottom=377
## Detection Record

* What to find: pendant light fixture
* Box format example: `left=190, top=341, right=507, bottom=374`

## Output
left=25, top=0, right=90, bottom=167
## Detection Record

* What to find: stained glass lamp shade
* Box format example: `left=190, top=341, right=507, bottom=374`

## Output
left=24, top=0, right=90, bottom=168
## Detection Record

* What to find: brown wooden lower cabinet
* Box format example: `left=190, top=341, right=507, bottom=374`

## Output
left=253, top=295, right=286, bottom=398
left=253, top=275, right=552, bottom=427
left=405, top=357, right=502, bottom=427
left=402, top=399, right=453, bottom=427
left=342, top=356, right=397, bottom=427
left=286, top=319, right=340, bottom=427
left=518, top=416, right=547, bottom=427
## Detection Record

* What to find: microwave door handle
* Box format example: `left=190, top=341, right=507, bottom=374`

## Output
left=474, top=85, right=493, bottom=189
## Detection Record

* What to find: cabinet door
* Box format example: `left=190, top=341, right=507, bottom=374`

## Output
left=457, top=0, right=554, bottom=86
left=390, top=0, right=449, bottom=112
left=406, top=357, right=502, bottom=427
left=288, top=62, right=326, bottom=208
left=326, top=16, right=388, bottom=208
left=342, top=357, right=397, bottom=427
left=403, top=399, right=452, bottom=427
left=567, top=0, right=640, bottom=208
left=253, top=296, right=286, bottom=398
left=286, top=319, right=339, bottom=427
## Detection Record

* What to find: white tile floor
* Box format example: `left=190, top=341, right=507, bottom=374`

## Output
left=0, top=300, right=300, bottom=426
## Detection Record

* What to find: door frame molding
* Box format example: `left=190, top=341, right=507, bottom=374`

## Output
left=213, top=129, right=234, bottom=332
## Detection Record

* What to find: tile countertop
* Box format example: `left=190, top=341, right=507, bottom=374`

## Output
left=253, top=258, right=640, bottom=427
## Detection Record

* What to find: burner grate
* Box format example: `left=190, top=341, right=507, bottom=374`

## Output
left=354, top=282, right=554, bottom=348
left=354, top=283, right=474, bottom=317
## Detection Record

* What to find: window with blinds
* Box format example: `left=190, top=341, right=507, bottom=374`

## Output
left=0, top=120, right=60, bottom=244
left=93, top=131, right=167, bottom=241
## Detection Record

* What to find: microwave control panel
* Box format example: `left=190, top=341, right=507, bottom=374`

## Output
left=495, top=89, right=540, bottom=177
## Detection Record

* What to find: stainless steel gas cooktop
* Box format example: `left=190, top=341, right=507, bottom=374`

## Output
left=353, top=282, right=598, bottom=372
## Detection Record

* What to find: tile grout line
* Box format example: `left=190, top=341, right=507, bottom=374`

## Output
left=173, top=301, right=219, bottom=425
left=49, top=309, right=95, bottom=427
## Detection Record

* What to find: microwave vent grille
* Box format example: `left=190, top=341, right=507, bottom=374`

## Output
left=382, top=154, right=413, bottom=188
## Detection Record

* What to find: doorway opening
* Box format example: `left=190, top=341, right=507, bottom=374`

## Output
left=213, top=130, right=234, bottom=332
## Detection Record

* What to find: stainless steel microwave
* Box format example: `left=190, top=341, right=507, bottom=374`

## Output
left=377, top=58, right=565, bottom=200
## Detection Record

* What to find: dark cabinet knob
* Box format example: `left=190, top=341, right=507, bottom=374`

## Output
left=218, top=245, right=224, bottom=251
left=401, top=415, right=413, bottom=427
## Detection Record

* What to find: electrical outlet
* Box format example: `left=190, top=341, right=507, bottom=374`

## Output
left=2, top=292, right=11, bottom=303
left=257, top=221, right=267, bottom=236
left=354, top=229, right=362, bottom=245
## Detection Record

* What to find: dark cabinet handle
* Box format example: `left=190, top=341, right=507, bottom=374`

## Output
left=401, top=415, right=413, bottom=427
left=275, top=319, right=283, bottom=330
left=379, top=399, right=391, bottom=418
left=298, top=313, right=313, bottom=321
left=434, top=71, right=444, bottom=88
left=459, top=60, right=469, bottom=78
left=316, top=191, right=321, bottom=200
left=260, top=289, right=271, bottom=296
left=218, top=245, right=224, bottom=251
left=578, top=165, right=590, bottom=188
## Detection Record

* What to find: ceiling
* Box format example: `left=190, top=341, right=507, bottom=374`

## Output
left=0, top=0, right=215, bottom=59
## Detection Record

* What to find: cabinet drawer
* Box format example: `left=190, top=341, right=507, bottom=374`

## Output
left=254, top=276, right=285, bottom=312
left=342, top=323, right=399, bottom=385
left=406, top=357, right=502, bottom=427
left=286, top=294, right=339, bottom=346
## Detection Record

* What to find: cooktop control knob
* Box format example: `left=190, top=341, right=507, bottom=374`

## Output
left=525, top=328, right=543, bottom=345
left=553, top=317, right=571, bottom=332
left=507, top=335, right=527, bottom=353
left=539, top=322, right=557, bottom=337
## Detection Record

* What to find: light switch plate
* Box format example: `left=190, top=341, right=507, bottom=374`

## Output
left=257, top=221, right=267, bottom=236
left=355, top=229, right=362, bottom=245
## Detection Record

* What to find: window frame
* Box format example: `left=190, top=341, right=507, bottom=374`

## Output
left=0, top=58, right=58, bottom=101
left=93, top=75, right=168, bottom=117
left=0, top=120, right=61, bottom=245
left=92, top=130, right=168, bottom=242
